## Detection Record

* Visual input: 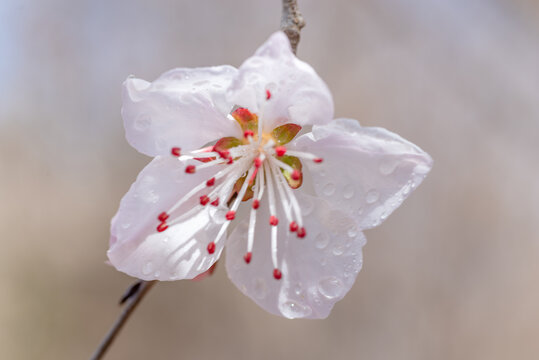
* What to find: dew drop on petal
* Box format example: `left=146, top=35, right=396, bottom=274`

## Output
left=294, top=283, right=303, bottom=295
left=323, top=183, right=336, bottom=196
left=134, top=115, right=152, bottom=131
left=162, top=236, right=169, bottom=243
left=121, top=222, right=131, bottom=230
left=154, top=271, right=160, bottom=278
left=142, top=261, right=154, bottom=276
left=343, top=184, right=355, bottom=199
left=301, top=197, right=314, bottom=216
left=315, top=232, right=330, bottom=249
left=365, top=190, right=380, bottom=204
left=318, top=276, right=345, bottom=299
left=379, top=159, right=399, bottom=175
left=253, top=278, right=267, bottom=300
left=281, top=301, right=312, bottom=319
left=347, top=227, right=358, bottom=238
left=332, top=244, right=344, bottom=256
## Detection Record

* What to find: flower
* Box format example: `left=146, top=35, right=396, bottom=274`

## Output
left=108, top=32, right=432, bottom=319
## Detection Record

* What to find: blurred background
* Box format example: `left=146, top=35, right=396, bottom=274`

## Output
left=1, top=0, right=539, bottom=359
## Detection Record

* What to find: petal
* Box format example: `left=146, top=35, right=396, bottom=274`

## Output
left=108, top=155, right=227, bottom=280
left=123, top=66, right=242, bottom=156
left=225, top=192, right=365, bottom=319
left=226, top=32, right=334, bottom=132
left=290, top=118, right=433, bottom=230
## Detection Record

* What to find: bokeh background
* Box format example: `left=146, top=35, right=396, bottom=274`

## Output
left=1, top=0, right=539, bottom=359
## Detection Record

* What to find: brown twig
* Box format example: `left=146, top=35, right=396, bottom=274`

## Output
left=90, top=280, right=156, bottom=360
left=281, top=0, right=306, bottom=54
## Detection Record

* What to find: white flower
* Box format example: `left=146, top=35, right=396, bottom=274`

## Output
left=108, top=32, right=432, bottom=319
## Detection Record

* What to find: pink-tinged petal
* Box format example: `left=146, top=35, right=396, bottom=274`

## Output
left=123, top=66, right=242, bottom=156
left=225, top=193, right=365, bottom=319
left=290, top=118, right=432, bottom=230
left=227, top=32, right=334, bottom=132
left=108, top=155, right=226, bottom=280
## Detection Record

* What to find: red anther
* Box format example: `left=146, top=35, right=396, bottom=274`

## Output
left=275, top=146, right=287, bottom=157
left=226, top=211, right=236, bottom=220
left=269, top=215, right=279, bottom=226
left=227, top=157, right=234, bottom=164
left=211, top=198, right=220, bottom=206
left=291, top=169, right=301, bottom=181
left=314, top=158, right=324, bottom=163
left=171, top=147, right=181, bottom=157
left=218, top=150, right=230, bottom=159
left=206, top=177, right=215, bottom=187
left=207, top=242, right=216, bottom=254
left=199, top=195, right=210, bottom=206
left=244, top=130, right=254, bottom=139
left=243, top=252, right=252, bottom=264
left=266, top=89, right=271, bottom=100
left=297, top=227, right=306, bottom=238
left=254, top=157, right=263, bottom=168
left=273, top=268, right=282, bottom=280
left=289, top=221, right=298, bottom=232
left=252, top=199, right=260, bottom=209
left=157, top=212, right=169, bottom=222
left=185, top=165, right=196, bottom=174
left=157, top=222, right=168, bottom=232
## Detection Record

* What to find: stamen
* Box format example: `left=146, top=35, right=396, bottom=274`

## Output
left=244, top=130, right=254, bottom=139
left=289, top=221, right=298, bottom=232
left=268, top=159, right=293, bottom=224
left=291, top=169, right=301, bottom=181
left=211, top=198, right=220, bottom=206
left=297, top=227, right=306, bottom=238
left=157, top=222, right=168, bottom=232
left=252, top=199, right=260, bottom=209
left=284, top=150, right=323, bottom=163
left=157, top=212, right=169, bottom=222
left=271, top=157, right=294, bottom=173
left=314, top=158, right=323, bottom=163
left=171, top=147, right=181, bottom=157
left=207, top=242, right=216, bottom=254
left=266, top=89, right=271, bottom=100
left=273, top=268, right=282, bottom=280
left=274, top=146, right=286, bottom=157
left=244, top=252, right=252, bottom=264
left=272, top=159, right=304, bottom=228
left=206, top=177, right=215, bottom=187
left=269, top=215, right=279, bottom=226
left=264, top=162, right=280, bottom=270
left=199, top=195, right=210, bottom=206
left=226, top=211, right=236, bottom=220
left=185, top=165, right=196, bottom=174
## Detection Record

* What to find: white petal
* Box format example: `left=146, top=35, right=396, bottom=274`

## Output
left=108, top=155, right=226, bottom=280
left=227, top=32, right=334, bottom=132
left=290, top=118, right=432, bottom=230
left=123, top=66, right=242, bottom=156
left=225, top=192, right=365, bottom=319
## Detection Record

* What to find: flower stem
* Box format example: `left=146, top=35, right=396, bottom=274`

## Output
left=90, top=280, right=156, bottom=360
left=281, top=0, right=306, bottom=54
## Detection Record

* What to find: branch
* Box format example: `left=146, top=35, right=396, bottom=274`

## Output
left=281, top=0, right=306, bottom=54
left=90, top=280, right=156, bottom=360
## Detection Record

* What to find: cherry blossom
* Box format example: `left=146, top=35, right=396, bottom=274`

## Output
left=107, top=32, right=432, bottom=319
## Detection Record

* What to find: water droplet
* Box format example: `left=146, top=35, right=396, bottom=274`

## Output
left=162, top=237, right=169, bottom=243
left=315, top=233, right=330, bottom=249
left=142, top=261, right=154, bottom=276
left=134, top=115, right=152, bottom=131
left=380, top=211, right=388, bottom=220
left=281, top=301, right=312, bottom=319
left=365, top=190, right=380, bottom=204
left=154, top=137, right=167, bottom=151
left=154, top=271, right=160, bottom=278
left=318, top=276, right=345, bottom=299
left=379, top=160, right=399, bottom=175
left=294, top=283, right=303, bottom=295
left=121, top=222, right=131, bottom=229
left=319, top=170, right=326, bottom=177
left=347, top=227, right=358, bottom=238
left=323, top=183, right=336, bottom=196
left=332, top=244, right=344, bottom=256
left=343, top=185, right=355, bottom=199
left=253, top=278, right=267, bottom=299
left=414, top=163, right=430, bottom=175
left=301, top=197, right=314, bottom=216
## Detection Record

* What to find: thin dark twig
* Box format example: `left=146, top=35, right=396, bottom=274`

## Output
left=281, top=0, right=306, bottom=54
left=90, top=280, right=156, bottom=360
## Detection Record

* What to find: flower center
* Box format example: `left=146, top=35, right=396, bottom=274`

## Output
left=155, top=103, right=323, bottom=280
